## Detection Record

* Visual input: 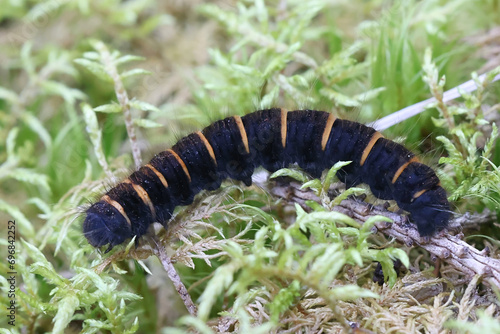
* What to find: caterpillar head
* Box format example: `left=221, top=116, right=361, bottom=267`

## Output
left=83, top=201, right=132, bottom=251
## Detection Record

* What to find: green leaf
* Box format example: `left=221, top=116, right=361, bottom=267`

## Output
left=309, top=244, right=345, bottom=287
left=353, top=87, right=387, bottom=102
left=331, top=187, right=366, bottom=206
left=23, top=240, right=65, bottom=285
left=82, top=51, right=100, bottom=60
left=52, top=294, right=79, bottom=334
left=197, top=254, right=241, bottom=321
left=436, top=135, right=462, bottom=161
left=94, top=103, right=123, bottom=113
left=330, top=284, right=378, bottom=300
left=39, top=80, right=86, bottom=104
left=74, top=58, right=112, bottom=82
left=136, top=260, right=153, bottom=275
left=129, top=99, right=161, bottom=113
left=347, top=249, right=363, bottom=267
left=302, top=179, right=322, bottom=193
left=115, top=55, right=145, bottom=66
left=120, top=68, right=152, bottom=80
left=0, top=200, right=35, bottom=238
left=259, top=85, right=279, bottom=109
left=123, top=317, right=140, bottom=334
left=20, top=41, right=35, bottom=76
left=0, top=86, right=19, bottom=104
left=319, top=87, right=361, bottom=107
left=270, top=168, right=310, bottom=183
left=323, top=161, right=351, bottom=192
left=81, top=103, right=110, bottom=173
left=133, top=118, right=163, bottom=128
left=6, top=127, right=19, bottom=159
left=2, top=168, right=51, bottom=193
left=268, top=280, right=301, bottom=322
left=21, top=113, right=53, bottom=151
left=26, top=197, right=51, bottom=216
left=386, top=248, right=410, bottom=268
left=360, top=215, right=392, bottom=238
left=296, top=210, right=360, bottom=230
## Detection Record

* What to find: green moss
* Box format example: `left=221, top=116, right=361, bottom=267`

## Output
left=1, top=0, right=499, bottom=332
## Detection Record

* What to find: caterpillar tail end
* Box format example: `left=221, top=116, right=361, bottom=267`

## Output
left=83, top=201, right=133, bottom=250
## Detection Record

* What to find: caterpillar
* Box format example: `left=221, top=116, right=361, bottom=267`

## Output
left=83, top=108, right=451, bottom=251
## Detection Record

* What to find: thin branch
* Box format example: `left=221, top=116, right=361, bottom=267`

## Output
left=94, top=41, right=142, bottom=169
left=152, top=239, right=198, bottom=317
left=369, top=72, right=500, bottom=131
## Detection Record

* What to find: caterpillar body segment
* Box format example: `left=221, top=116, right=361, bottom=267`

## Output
left=83, top=108, right=451, bottom=250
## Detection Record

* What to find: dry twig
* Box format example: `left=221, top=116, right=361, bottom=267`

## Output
left=153, top=240, right=198, bottom=317
left=94, top=41, right=142, bottom=169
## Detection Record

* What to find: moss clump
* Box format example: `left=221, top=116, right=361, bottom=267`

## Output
left=1, top=0, right=499, bottom=332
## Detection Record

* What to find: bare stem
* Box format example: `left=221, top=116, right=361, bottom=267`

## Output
left=95, top=41, right=142, bottom=169
left=153, top=239, right=198, bottom=317
left=370, top=72, right=500, bottom=131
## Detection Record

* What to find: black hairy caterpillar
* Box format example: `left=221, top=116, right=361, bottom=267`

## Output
left=83, top=108, right=451, bottom=251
